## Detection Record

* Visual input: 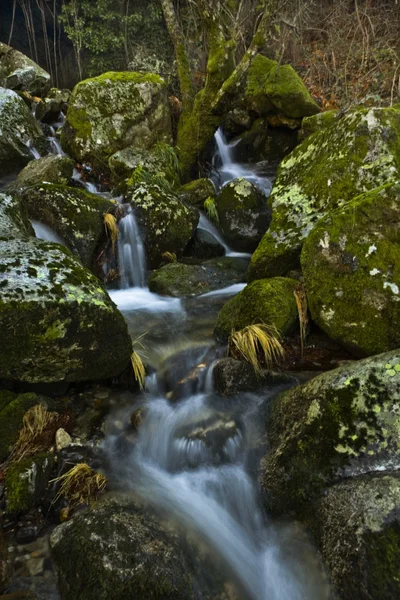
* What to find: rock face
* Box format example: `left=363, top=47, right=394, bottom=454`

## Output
left=0, top=239, right=132, bottom=383
left=61, top=72, right=172, bottom=166
left=178, top=178, right=215, bottom=208
left=260, top=349, right=400, bottom=515
left=215, top=178, right=271, bottom=252
left=214, top=277, right=298, bottom=341
left=19, top=184, right=114, bottom=268
left=184, top=229, right=225, bottom=260
left=109, top=143, right=179, bottom=186
left=302, top=183, right=400, bottom=357
left=0, top=192, right=34, bottom=240
left=12, top=155, right=75, bottom=189
left=0, top=42, right=50, bottom=96
left=128, top=183, right=198, bottom=268
left=148, top=257, right=248, bottom=298
left=312, top=474, right=400, bottom=600
left=50, top=495, right=198, bottom=600
left=248, top=107, right=400, bottom=281
left=0, top=87, right=45, bottom=174
left=245, top=54, right=319, bottom=120
left=0, top=391, right=41, bottom=461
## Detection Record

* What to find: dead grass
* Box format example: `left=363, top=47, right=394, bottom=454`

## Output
left=51, top=463, right=107, bottom=510
left=162, top=251, right=177, bottom=263
left=104, top=213, right=118, bottom=251
left=228, top=323, right=285, bottom=374
left=294, top=283, right=308, bottom=358
left=131, top=333, right=147, bottom=389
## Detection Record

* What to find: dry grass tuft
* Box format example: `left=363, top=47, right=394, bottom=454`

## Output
left=162, top=251, right=177, bottom=263
left=51, top=463, right=107, bottom=510
left=104, top=213, right=118, bottom=250
left=131, top=351, right=146, bottom=389
left=204, top=197, right=219, bottom=224
left=228, top=323, right=285, bottom=374
left=294, top=283, right=309, bottom=358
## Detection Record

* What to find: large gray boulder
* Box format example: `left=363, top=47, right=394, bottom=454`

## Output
left=0, top=192, right=33, bottom=240
left=11, top=154, right=75, bottom=189
left=0, top=42, right=50, bottom=96
left=61, top=72, right=172, bottom=167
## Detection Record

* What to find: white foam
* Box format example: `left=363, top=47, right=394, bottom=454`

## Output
left=108, top=287, right=183, bottom=312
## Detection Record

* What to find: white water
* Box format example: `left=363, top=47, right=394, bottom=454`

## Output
left=213, top=128, right=272, bottom=195
left=31, top=220, right=67, bottom=245
left=117, top=208, right=146, bottom=289
left=198, top=214, right=251, bottom=259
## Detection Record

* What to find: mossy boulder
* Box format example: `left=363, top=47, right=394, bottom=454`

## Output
left=215, top=178, right=271, bottom=252
left=214, top=277, right=298, bottom=342
left=19, top=183, right=115, bottom=268
left=0, top=192, right=34, bottom=240
left=0, top=391, right=42, bottom=461
left=0, top=87, right=45, bottom=175
left=178, top=178, right=215, bottom=208
left=0, top=239, right=132, bottom=383
left=0, top=42, right=50, bottom=96
left=11, top=155, right=75, bottom=189
left=300, top=110, right=338, bottom=139
left=248, top=107, right=400, bottom=281
left=5, top=454, right=53, bottom=514
left=245, top=55, right=319, bottom=120
left=260, top=349, right=400, bottom=515
left=61, top=72, right=172, bottom=167
left=148, top=257, right=248, bottom=298
left=35, top=88, right=70, bottom=123
left=127, top=183, right=198, bottom=268
left=50, top=495, right=198, bottom=600
left=109, top=143, right=179, bottom=187
left=312, top=474, right=400, bottom=600
left=301, top=183, right=400, bottom=357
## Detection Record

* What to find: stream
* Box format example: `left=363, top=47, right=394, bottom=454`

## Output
left=5, top=124, right=330, bottom=599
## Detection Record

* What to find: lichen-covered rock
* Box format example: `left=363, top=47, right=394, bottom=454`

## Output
left=312, top=474, right=400, bottom=600
left=50, top=495, right=198, bottom=600
left=0, top=87, right=45, bottom=174
left=12, top=155, right=74, bottom=189
left=35, top=88, right=70, bottom=123
left=0, top=239, right=132, bottom=383
left=214, top=277, right=298, bottom=341
left=245, top=55, right=319, bottom=119
left=0, top=391, right=42, bottom=461
left=0, top=192, right=34, bottom=240
left=5, top=454, right=53, bottom=514
left=0, top=42, right=50, bottom=96
left=300, top=110, right=338, bottom=139
left=109, top=142, right=179, bottom=186
left=260, top=350, right=400, bottom=515
left=178, top=178, right=215, bottom=208
left=302, top=183, right=400, bottom=357
left=215, top=178, right=271, bottom=252
left=148, top=257, right=248, bottom=298
left=61, top=72, right=172, bottom=167
left=127, top=183, right=198, bottom=268
left=248, top=107, right=400, bottom=281
left=19, top=184, right=114, bottom=268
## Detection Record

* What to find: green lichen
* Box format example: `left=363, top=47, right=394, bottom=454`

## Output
left=5, top=454, right=53, bottom=514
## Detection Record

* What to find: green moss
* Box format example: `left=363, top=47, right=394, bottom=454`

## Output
left=300, top=110, right=338, bottom=139
left=0, top=392, right=42, bottom=461
left=5, top=454, right=53, bottom=514
left=366, top=523, right=400, bottom=598
left=214, top=277, right=298, bottom=341
left=178, top=178, right=215, bottom=207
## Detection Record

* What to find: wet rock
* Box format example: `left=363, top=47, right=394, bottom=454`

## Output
left=0, top=239, right=132, bottom=384
left=214, top=277, right=298, bottom=342
left=178, top=178, right=215, bottom=208
left=312, top=474, right=400, bottom=600
left=0, top=391, right=44, bottom=462
left=0, top=88, right=45, bottom=175
left=184, top=228, right=225, bottom=260
left=35, top=89, right=70, bottom=123
left=302, top=182, right=400, bottom=357
left=213, top=358, right=294, bottom=396
left=130, top=407, right=145, bottom=431
left=0, top=43, right=50, bottom=96
left=15, top=512, right=45, bottom=545
left=248, top=107, right=400, bottom=281
left=11, top=156, right=74, bottom=190
left=0, top=193, right=34, bottom=240
left=50, top=494, right=198, bottom=600
left=0, top=529, right=11, bottom=593
left=19, top=184, right=115, bottom=269
left=149, top=257, right=248, bottom=298
left=5, top=455, right=53, bottom=515
left=215, top=178, right=271, bottom=252
left=62, top=72, right=172, bottom=167
left=259, top=349, right=400, bottom=515
left=127, top=182, right=198, bottom=268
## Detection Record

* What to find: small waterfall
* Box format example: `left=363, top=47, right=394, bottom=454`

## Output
left=117, top=207, right=146, bottom=289
left=31, top=220, right=66, bottom=246
left=26, top=140, right=41, bottom=159
left=213, top=128, right=272, bottom=195
left=46, top=125, right=64, bottom=155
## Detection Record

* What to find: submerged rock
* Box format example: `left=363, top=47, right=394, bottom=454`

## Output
left=215, top=178, right=271, bottom=252
left=260, top=349, right=400, bottom=515
left=248, top=107, right=400, bottom=281
left=148, top=257, right=248, bottom=298
left=12, top=155, right=74, bottom=189
left=61, top=71, right=172, bottom=167
left=19, top=183, right=115, bottom=268
left=214, top=277, right=298, bottom=342
left=50, top=495, right=197, bottom=600
left=0, top=87, right=45, bottom=175
left=312, top=473, right=400, bottom=600
left=0, top=42, right=50, bottom=96
left=0, top=239, right=132, bottom=383
left=301, top=183, right=400, bottom=357
left=128, top=183, right=198, bottom=268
